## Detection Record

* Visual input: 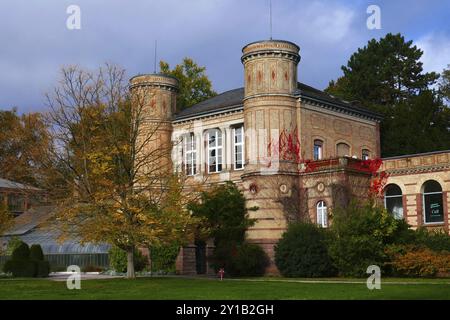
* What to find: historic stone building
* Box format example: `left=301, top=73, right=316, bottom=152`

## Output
left=130, top=39, right=450, bottom=275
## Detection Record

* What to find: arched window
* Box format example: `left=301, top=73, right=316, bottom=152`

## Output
left=422, top=180, right=444, bottom=224
left=207, top=129, right=222, bottom=173
left=384, top=184, right=403, bottom=219
left=316, top=201, right=328, bottom=228
left=313, top=140, right=323, bottom=161
left=336, top=142, right=350, bottom=157
left=362, top=149, right=370, bottom=160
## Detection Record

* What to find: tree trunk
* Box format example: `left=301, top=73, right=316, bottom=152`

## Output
left=126, top=249, right=135, bottom=279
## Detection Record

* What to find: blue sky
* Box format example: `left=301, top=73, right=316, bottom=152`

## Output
left=0, top=0, right=449, bottom=113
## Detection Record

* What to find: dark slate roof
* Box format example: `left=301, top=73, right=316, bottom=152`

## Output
left=174, top=87, right=244, bottom=120
left=174, top=83, right=383, bottom=121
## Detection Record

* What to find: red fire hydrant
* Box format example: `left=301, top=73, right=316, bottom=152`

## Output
left=218, top=268, right=225, bottom=281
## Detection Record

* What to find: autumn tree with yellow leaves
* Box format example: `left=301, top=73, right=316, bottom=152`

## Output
left=46, top=64, right=200, bottom=278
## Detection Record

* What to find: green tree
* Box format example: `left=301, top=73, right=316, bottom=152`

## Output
left=439, top=65, right=450, bottom=106
left=326, top=33, right=438, bottom=111
left=0, top=109, right=51, bottom=187
left=188, top=182, right=260, bottom=273
left=188, top=181, right=257, bottom=245
left=160, top=58, right=216, bottom=111
left=328, top=201, right=406, bottom=277
left=325, top=33, right=450, bottom=157
left=382, top=90, right=450, bottom=156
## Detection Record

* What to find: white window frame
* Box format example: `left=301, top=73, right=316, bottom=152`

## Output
left=207, top=129, right=222, bottom=173
left=184, top=133, right=196, bottom=176
left=316, top=201, right=328, bottom=228
left=384, top=185, right=403, bottom=220
left=233, top=126, right=245, bottom=170
left=313, top=140, right=323, bottom=161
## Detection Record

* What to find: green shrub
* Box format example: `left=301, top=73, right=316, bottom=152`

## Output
left=35, top=260, right=50, bottom=278
left=6, top=236, right=23, bottom=256
left=11, top=242, right=30, bottom=260
left=275, top=223, right=336, bottom=277
left=109, top=247, right=148, bottom=273
left=4, top=241, right=50, bottom=277
left=150, top=244, right=179, bottom=273
left=228, top=243, right=269, bottom=277
left=209, top=241, right=235, bottom=273
left=3, top=260, right=36, bottom=277
left=415, top=228, right=450, bottom=252
left=328, top=201, right=403, bottom=277
left=210, top=242, right=268, bottom=277
left=30, top=244, right=44, bottom=261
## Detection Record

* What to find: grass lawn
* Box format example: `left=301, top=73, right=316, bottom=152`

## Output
left=0, top=277, right=449, bottom=300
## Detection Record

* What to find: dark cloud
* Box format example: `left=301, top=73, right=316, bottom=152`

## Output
left=0, top=0, right=449, bottom=113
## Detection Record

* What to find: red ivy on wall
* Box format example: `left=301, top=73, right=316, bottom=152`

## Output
left=351, top=158, right=389, bottom=197
left=265, top=127, right=316, bottom=173
left=265, top=129, right=388, bottom=196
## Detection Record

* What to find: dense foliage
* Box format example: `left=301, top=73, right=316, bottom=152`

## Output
left=3, top=242, right=49, bottom=277
left=150, top=243, right=180, bottom=273
left=326, top=33, right=450, bottom=157
left=328, top=201, right=409, bottom=277
left=189, top=182, right=267, bottom=275
left=275, top=223, right=336, bottom=277
left=29, top=244, right=44, bottom=261
left=5, top=236, right=22, bottom=256
left=160, top=58, right=216, bottom=111
left=109, top=246, right=148, bottom=273
left=414, top=228, right=450, bottom=252
left=317, top=200, right=450, bottom=278
left=227, top=243, right=269, bottom=277
left=189, top=181, right=257, bottom=245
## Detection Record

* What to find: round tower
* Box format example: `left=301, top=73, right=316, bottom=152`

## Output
left=129, top=74, right=178, bottom=175
left=241, top=40, right=301, bottom=273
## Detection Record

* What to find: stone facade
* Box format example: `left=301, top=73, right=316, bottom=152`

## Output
left=382, top=150, right=450, bottom=234
left=130, top=39, right=450, bottom=275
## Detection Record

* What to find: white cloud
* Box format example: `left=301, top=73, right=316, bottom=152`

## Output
left=302, top=2, right=356, bottom=43
left=416, top=33, right=450, bottom=74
